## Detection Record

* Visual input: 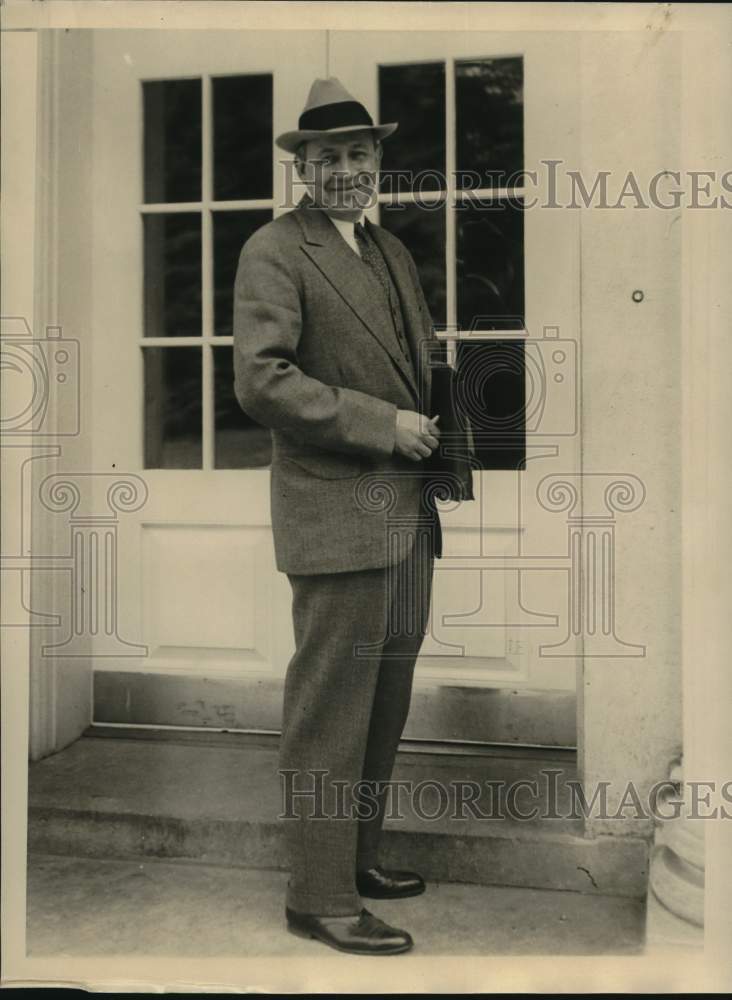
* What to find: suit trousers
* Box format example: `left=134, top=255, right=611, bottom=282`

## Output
left=279, top=522, right=436, bottom=916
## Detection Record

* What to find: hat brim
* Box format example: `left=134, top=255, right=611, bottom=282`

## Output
left=275, top=122, right=398, bottom=154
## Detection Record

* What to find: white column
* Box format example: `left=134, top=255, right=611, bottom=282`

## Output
left=646, top=23, right=732, bottom=952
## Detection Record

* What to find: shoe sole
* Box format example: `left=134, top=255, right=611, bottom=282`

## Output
left=357, top=887, right=426, bottom=900
left=286, top=923, right=413, bottom=955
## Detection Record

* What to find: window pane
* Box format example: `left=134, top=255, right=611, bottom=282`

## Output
left=144, top=347, right=202, bottom=468
left=455, top=340, right=526, bottom=469
left=214, top=210, right=272, bottom=337
left=143, top=79, right=202, bottom=203
left=213, top=75, right=273, bottom=201
left=456, top=199, right=524, bottom=331
left=144, top=214, right=202, bottom=338
left=379, top=202, right=446, bottom=327
left=455, top=58, right=523, bottom=183
left=213, top=347, right=272, bottom=469
left=378, top=63, right=445, bottom=194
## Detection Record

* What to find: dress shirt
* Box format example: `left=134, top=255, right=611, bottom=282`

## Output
left=324, top=212, right=363, bottom=257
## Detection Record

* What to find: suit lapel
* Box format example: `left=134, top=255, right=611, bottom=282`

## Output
left=295, top=201, right=420, bottom=402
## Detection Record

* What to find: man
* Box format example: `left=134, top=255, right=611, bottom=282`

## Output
left=233, top=78, right=446, bottom=956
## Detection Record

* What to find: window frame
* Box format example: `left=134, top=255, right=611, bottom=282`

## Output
left=376, top=54, right=528, bottom=349
left=139, top=55, right=530, bottom=471
left=139, top=72, right=274, bottom=471
left=377, top=54, right=528, bottom=470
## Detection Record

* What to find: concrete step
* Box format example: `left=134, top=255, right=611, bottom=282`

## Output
left=28, top=730, right=649, bottom=898
left=27, top=855, right=647, bottom=958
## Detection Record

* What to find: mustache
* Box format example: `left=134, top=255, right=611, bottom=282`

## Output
left=325, top=182, right=375, bottom=195
left=326, top=176, right=374, bottom=186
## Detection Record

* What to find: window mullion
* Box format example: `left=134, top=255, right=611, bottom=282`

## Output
left=201, top=74, right=214, bottom=471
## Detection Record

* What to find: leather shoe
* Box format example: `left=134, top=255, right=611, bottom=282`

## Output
left=356, top=865, right=426, bottom=899
left=285, top=906, right=413, bottom=955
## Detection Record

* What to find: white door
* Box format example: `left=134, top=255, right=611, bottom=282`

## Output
left=87, top=29, right=580, bottom=747
left=87, top=30, right=325, bottom=732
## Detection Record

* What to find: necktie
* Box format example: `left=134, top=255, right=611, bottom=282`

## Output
left=353, top=222, right=392, bottom=302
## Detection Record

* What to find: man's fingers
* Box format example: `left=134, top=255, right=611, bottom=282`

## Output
left=420, top=414, right=441, bottom=434
left=405, top=442, right=430, bottom=460
left=397, top=418, right=440, bottom=459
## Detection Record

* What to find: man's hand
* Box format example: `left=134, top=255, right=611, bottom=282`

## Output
left=394, top=411, right=441, bottom=462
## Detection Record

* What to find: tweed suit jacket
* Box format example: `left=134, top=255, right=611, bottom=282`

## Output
left=232, top=196, right=444, bottom=575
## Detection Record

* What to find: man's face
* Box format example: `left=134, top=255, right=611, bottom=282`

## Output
left=295, top=131, right=382, bottom=219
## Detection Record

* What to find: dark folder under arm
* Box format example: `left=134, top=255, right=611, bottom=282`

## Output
left=423, top=360, right=476, bottom=503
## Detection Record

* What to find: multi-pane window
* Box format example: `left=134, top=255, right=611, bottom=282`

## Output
left=379, top=57, right=526, bottom=469
left=141, top=75, right=273, bottom=469
left=140, top=60, right=526, bottom=472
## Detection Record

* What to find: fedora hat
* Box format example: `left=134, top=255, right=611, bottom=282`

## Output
left=276, top=77, right=398, bottom=154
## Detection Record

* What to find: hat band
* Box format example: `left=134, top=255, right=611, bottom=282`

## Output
left=298, top=100, right=374, bottom=133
